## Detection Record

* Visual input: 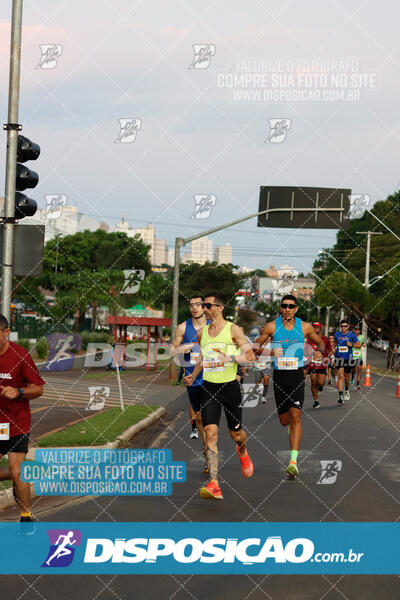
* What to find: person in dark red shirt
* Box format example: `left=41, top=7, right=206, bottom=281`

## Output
left=306, top=322, right=331, bottom=409
left=0, top=315, right=44, bottom=524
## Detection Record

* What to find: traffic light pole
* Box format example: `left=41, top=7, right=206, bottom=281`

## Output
left=1, top=0, right=23, bottom=322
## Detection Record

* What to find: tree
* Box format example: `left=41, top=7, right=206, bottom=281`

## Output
left=313, top=191, right=400, bottom=367
left=158, top=261, right=245, bottom=323
left=40, top=230, right=152, bottom=328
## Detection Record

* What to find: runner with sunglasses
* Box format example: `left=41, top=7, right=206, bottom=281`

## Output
left=333, top=319, right=361, bottom=404
left=185, top=292, right=255, bottom=500
left=255, top=295, right=324, bottom=478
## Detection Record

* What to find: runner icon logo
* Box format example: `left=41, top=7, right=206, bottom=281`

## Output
left=317, top=460, right=343, bottom=485
left=264, top=118, right=292, bottom=143
left=115, top=118, right=142, bottom=144
left=42, top=529, right=82, bottom=568
left=86, top=386, right=110, bottom=411
left=188, top=44, right=216, bottom=69
left=240, top=384, right=263, bottom=408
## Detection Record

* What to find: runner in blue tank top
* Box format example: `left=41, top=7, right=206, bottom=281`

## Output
left=171, top=295, right=209, bottom=458
left=256, top=294, right=324, bottom=478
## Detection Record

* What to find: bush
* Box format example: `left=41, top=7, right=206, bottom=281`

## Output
left=18, top=339, right=31, bottom=351
left=35, top=337, right=49, bottom=359
left=81, top=330, right=110, bottom=351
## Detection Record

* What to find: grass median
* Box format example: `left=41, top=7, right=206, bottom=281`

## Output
left=37, top=405, right=159, bottom=447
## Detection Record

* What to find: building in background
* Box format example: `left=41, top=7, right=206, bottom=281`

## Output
left=189, top=236, right=213, bottom=265
left=214, top=242, right=232, bottom=265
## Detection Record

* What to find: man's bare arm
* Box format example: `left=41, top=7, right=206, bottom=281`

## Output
left=254, top=322, right=275, bottom=355
left=170, top=322, right=194, bottom=356
left=231, top=324, right=255, bottom=363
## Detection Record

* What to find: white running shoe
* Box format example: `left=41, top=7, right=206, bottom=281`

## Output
left=344, top=390, right=350, bottom=402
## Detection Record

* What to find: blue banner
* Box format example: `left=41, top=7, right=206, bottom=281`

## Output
left=1, top=522, right=399, bottom=574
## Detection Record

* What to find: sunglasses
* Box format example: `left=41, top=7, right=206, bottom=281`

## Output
left=281, top=303, right=296, bottom=309
left=340, top=325, right=349, bottom=328
left=202, top=302, right=222, bottom=309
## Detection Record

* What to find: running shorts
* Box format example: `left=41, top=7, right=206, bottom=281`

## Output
left=0, top=434, right=29, bottom=455
left=334, top=358, right=354, bottom=373
left=273, top=368, right=305, bottom=415
left=255, top=368, right=270, bottom=381
left=308, top=368, right=327, bottom=375
left=186, top=385, right=202, bottom=412
left=353, top=359, right=363, bottom=367
left=201, top=380, right=242, bottom=431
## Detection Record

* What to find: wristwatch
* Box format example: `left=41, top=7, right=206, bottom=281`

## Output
left=16, top=388, right=24, bottom=399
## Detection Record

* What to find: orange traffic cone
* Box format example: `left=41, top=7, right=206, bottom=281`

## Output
left=396, top=372, right=400, bottom=398
left=363, top=364, right=371, bottom=387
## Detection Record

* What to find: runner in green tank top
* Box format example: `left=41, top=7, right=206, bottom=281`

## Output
left=185, top=292, right=255, bottom=500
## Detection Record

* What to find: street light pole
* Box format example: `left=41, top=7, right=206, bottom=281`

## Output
left=1, top=0, right=23, bottom=322
left=356, top=231, right=382, bottom=364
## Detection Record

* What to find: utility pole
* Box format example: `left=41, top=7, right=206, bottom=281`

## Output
left=1, top=0, right=23, bottom=322
left=356, top=230, right=382, bottom=364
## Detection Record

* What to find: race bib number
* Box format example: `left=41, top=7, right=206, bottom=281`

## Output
left=190, top=351, right=200, bottom=366
left=203, top=359, right=225, bottom=372
left=277, top=357, right=298, bottom=370
left=0, top=423, right=9, bottom=440
left=313, top=358, right=322, bottom=365
left=338, top=346, right=348, bottom=353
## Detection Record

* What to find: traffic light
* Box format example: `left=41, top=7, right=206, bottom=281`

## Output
left=14, top=135, right=40, bottom=219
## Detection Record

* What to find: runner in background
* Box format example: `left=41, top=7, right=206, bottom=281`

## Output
left=306, top=322, right=331, bottom=409
left=254, top=331, right=271, bottom=404
left=171, top=296, right=208, bottom=443
left=333, top=319, right=361, bottom=404
left=351, top=324, right=365, bottom=391
left=327, top=334, right=336, bottom=385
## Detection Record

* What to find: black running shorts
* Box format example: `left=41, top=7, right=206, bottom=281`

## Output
left=186, top=385, right=202, bottom=412
left=308, top=368, right=327, bottom=375
left=273, top=368, right=305, bottom=415
left=201, top=380, right=242, bottom=431
left=334, top=358, right=354, bottom=373
left=0, top=434, right=30, bottom=456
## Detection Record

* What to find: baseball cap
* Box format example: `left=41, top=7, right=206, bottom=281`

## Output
left=312, top=322, right=323, bottom=328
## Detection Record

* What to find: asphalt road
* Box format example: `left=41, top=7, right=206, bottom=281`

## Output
left=1, top=369, right=399, bottom=599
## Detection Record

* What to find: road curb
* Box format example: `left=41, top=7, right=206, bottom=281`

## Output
left=0, top=406, right=167, bottom=511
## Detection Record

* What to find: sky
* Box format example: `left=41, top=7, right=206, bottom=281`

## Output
left=0, top=0, right=399, bottom=274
